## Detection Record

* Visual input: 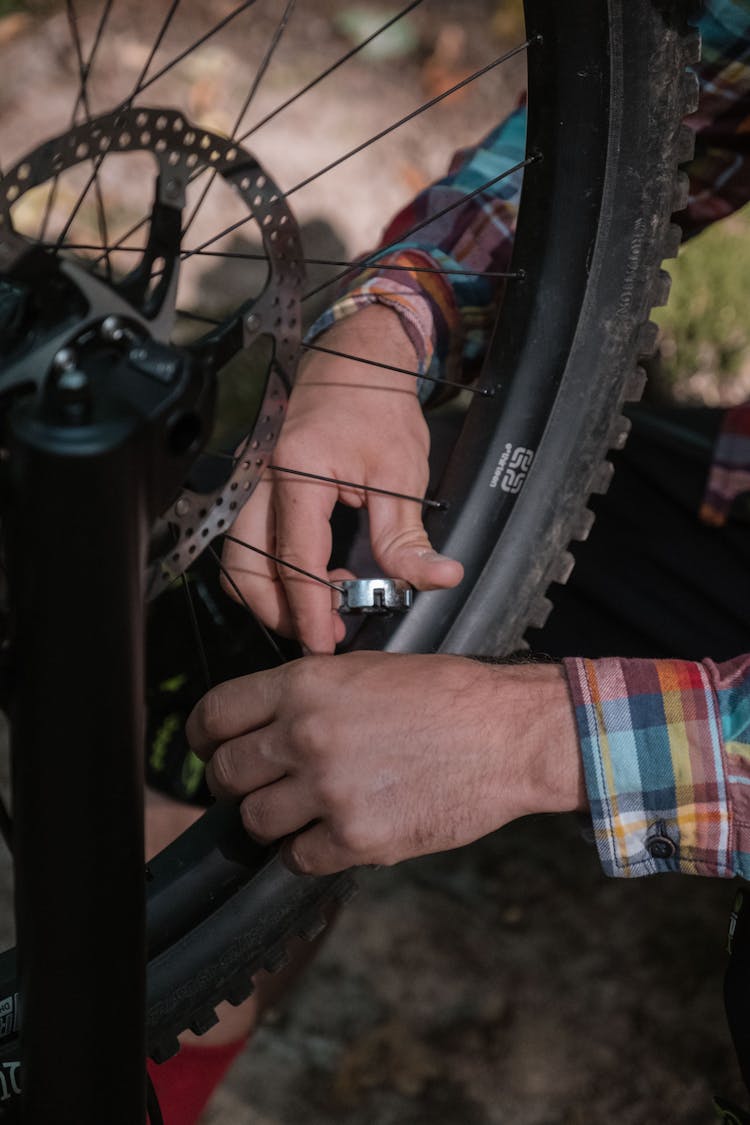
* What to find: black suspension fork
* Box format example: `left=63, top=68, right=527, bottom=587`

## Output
left=4, top=334, right=213, bottom=1124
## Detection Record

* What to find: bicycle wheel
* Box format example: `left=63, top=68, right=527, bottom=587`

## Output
left=0, top=0, right=699, bottom=1113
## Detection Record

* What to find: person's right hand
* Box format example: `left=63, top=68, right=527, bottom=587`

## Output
left=222, top=304, right=464, bottom=654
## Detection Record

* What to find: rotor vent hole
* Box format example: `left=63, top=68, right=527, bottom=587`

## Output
left=75, top=144, right=88, bottom=159
left=140, top=131, right=151, bottom=145
left=155, top=139, right=167, bottom=153
left=185, top=131, right=196, bottom=145
left=256, top=175, right=266, bottom=189
left=156, top=116, right=168, bottom=131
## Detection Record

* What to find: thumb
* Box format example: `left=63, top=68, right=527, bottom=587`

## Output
left=367, top=498, right=463, bottom=591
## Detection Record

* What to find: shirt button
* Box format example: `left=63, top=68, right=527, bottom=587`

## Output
left=646, top=834, right=676, bottom=860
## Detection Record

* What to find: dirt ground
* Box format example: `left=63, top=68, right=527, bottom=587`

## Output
left=0, top=2, right=747, bottom=1123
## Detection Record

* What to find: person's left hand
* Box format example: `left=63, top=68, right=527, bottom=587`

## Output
left=186, top=652, right=586, bottom=875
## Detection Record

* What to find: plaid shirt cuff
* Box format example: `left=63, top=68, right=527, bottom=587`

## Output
left=304, top=253, right=437, bottom=402
left=564, top=657, right=735, bottom=879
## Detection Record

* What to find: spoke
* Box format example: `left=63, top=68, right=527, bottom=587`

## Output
left=237, top=0, right=427, bottom=143
left=301, top=340, right=493, bottom=397
left=172, top=310, right=493, bottom=397
left=65, top=0, right=113, bottom=280
left=284, top=41, right=534, bottom=200
left=208, top=545, right=288, bottom=664
left=224, top=533, right=345, bottom=594
left=180, top=69, right=537, bottom=269
left=54, top=0, right=255, bottom=254
left=302, top=154, right=539, bottom=305
left=182, top=0, right=297, bottom=238
left=130, top=0, right=181, bottom=95
left=181, top=572, right=212, bottom=694
left=56, top=242, right=521, bottom=282
left=121, top=0, right=259, bottom=107
left=39, top=0, right=115, bottom=244
left=270, top=464, right=447, bottom=510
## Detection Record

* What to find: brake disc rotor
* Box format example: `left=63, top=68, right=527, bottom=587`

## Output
left=0, top=105, right=304, bottom=598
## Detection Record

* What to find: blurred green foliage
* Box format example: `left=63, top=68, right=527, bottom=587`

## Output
left=0, top=1, right=23, bottom=15
left=654, top=206, right=750, bottom=397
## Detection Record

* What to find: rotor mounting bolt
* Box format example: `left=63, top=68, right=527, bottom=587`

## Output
left=52, top=347, right=77, bottom=373
left=175, top=497, right=191, bottom=517
left=245, top=313, right=261, bottom=333
left=165, top=178, right=180, bottom=201
left=101, top=316, right=126, bottom=344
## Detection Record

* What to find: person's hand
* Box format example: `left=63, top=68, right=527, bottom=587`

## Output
left=186, top=653, right=586, bottom=875
left=222, top=305, right=463, bottom=654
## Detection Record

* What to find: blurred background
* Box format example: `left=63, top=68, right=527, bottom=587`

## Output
left=0, top=2, right=747, bottom=1122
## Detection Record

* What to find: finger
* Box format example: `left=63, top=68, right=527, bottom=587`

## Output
left=367, top=493, right=464, bottom=590
left=273, top=476, right=341, bottom=654
left=239, top=779, right=319, bottom=845
left=205, top=729, right=287, bottom=799
left=186, top=668, right=282, bottom=759
left=281, top=822, right=356, bottom=877
left=221, top=477, right=294, bottom=637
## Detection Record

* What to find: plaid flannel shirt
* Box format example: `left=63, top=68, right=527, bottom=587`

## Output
left=308, top=0, right=750, bottom=879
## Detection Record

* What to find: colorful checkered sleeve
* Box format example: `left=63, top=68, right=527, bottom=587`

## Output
left=564, top=656, right=750, bottom=879
left=305, top=105, right=526, bottom=399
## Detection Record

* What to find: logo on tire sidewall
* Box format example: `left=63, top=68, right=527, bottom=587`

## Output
left=490, top=444, right=535, bottom=493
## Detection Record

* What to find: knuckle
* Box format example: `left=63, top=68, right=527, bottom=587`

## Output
left=195, top=689, right=225, bottom=741
left=287, top=841, right=316, bottom=876
left=334, top=818, right=371, bottom=860
left=209, top=742, right=240, bottom=794
left=288, top=711, right=327, bottom=757
left=241, top=795, right=273, bottom=841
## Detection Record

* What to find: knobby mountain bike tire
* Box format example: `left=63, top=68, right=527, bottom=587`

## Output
left=0, top=0, right=699, bottom=1108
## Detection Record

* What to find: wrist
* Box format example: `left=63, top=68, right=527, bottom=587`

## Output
left=303, top=304, right=420, bottom=396
left=484, top=662, right=587, bottom=818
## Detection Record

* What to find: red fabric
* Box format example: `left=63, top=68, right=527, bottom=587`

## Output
left=147, top=1038, right=247, bottom=1125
